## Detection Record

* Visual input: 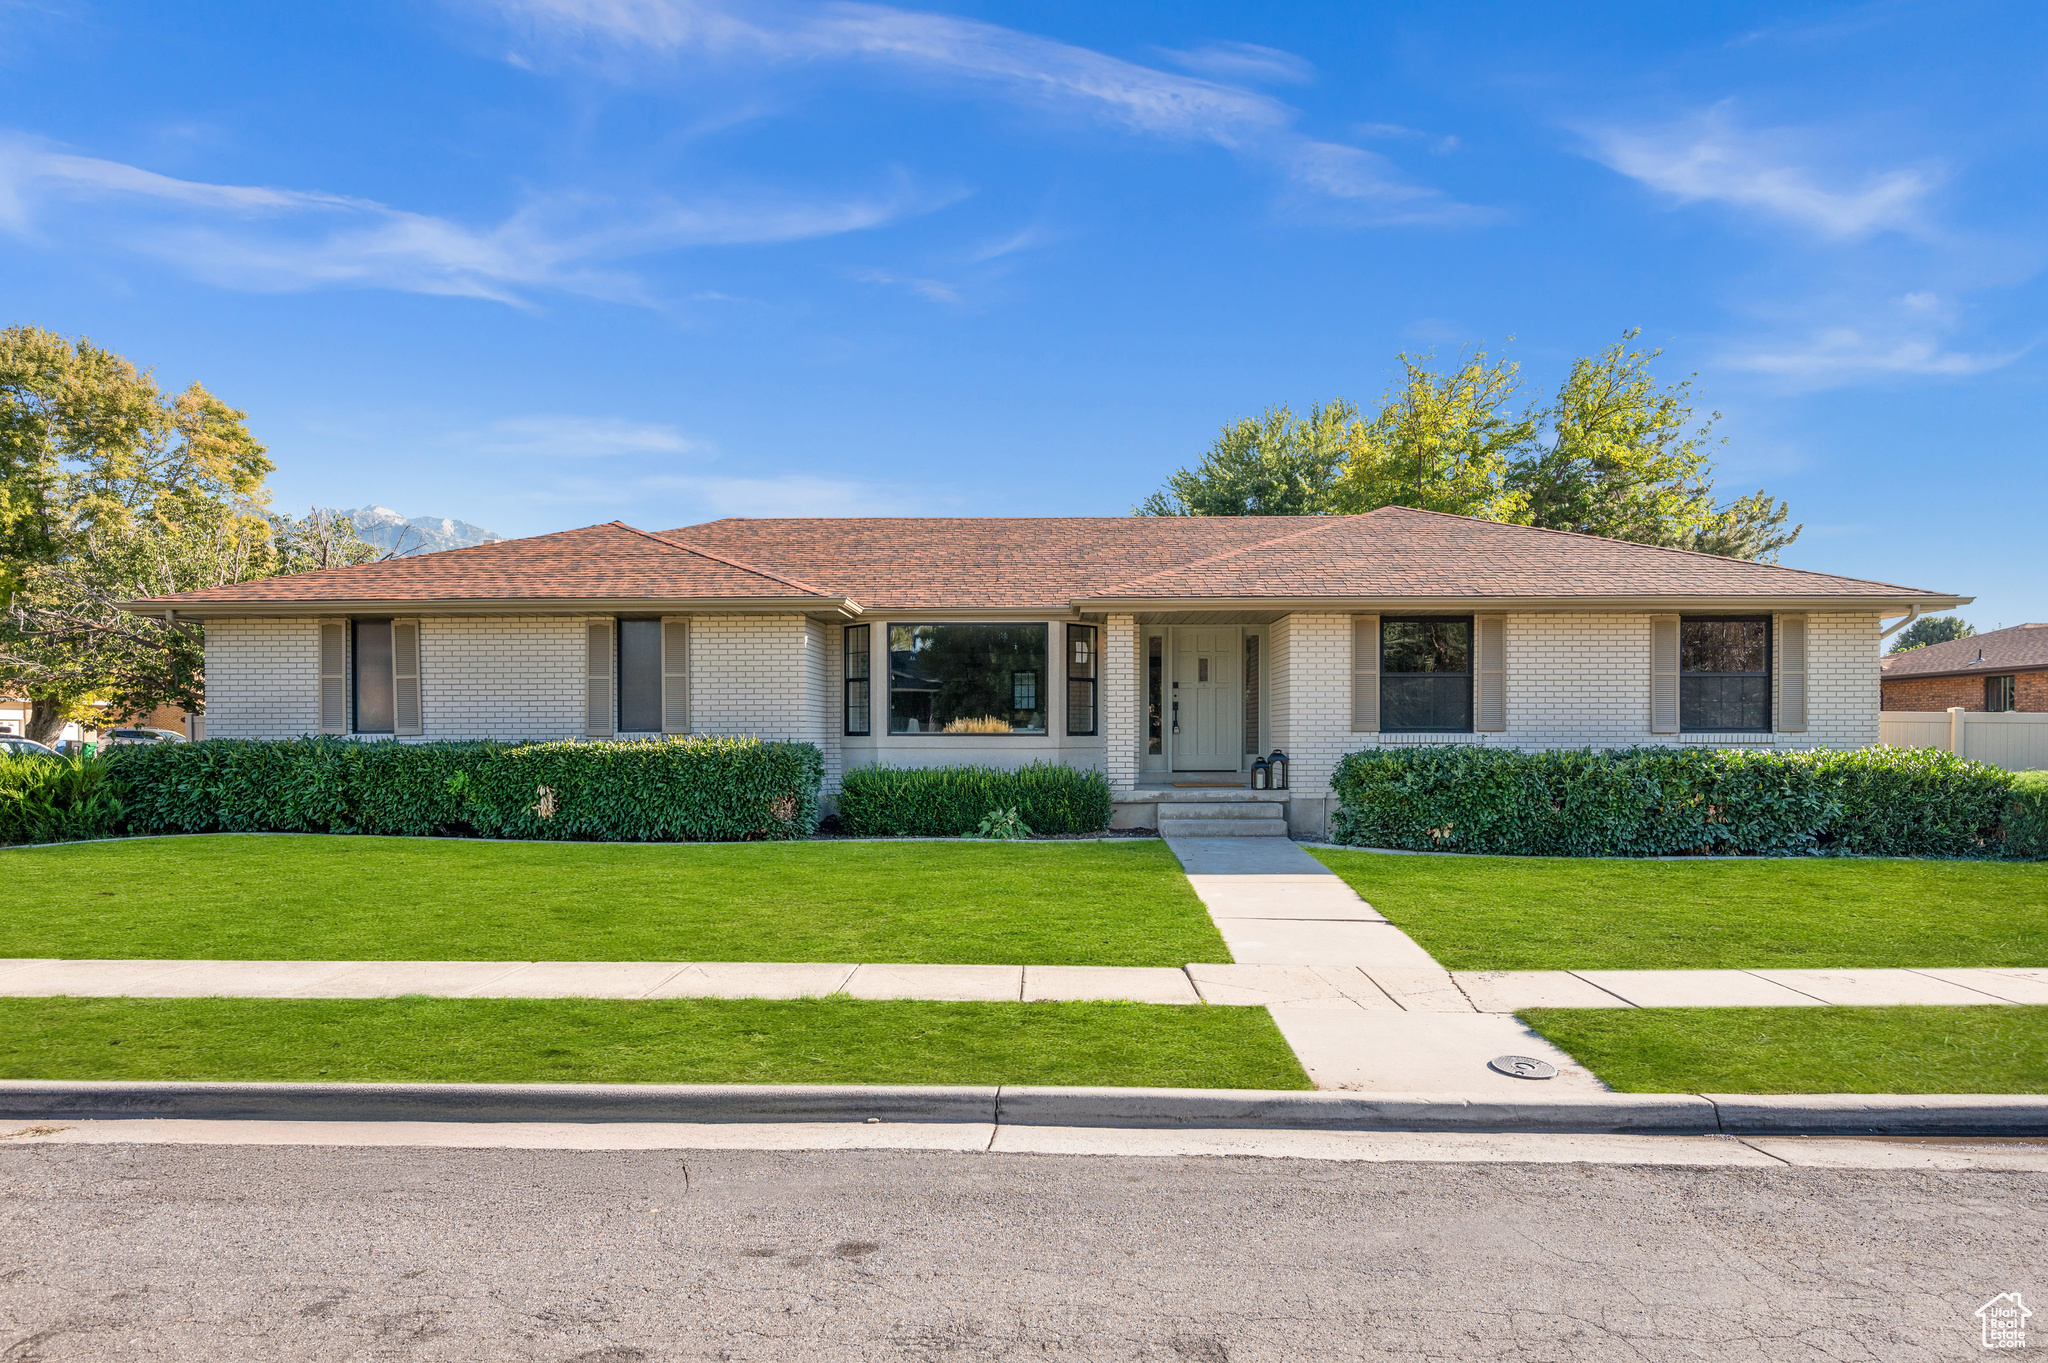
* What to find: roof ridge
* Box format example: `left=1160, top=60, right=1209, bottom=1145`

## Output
left=614, top=522, right=840, bottom=599
left=1365, top=505, right=1933, bottom=594
left=1094, top=517, right=1353, bottom=594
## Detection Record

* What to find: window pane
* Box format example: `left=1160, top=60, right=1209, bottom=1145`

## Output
left=845, top=624, right=870, bottom=680
left=1680, top=675, right=1769, bottom=731
left=1382, top=620, right=1470, bottom=673
left=617, top=619, right=663, bottom=732
left=1147, top=636, right=1163, bottom=754
left=353, top=620, right=394, bottom=734
left=1067, top=678, right=1095, bottom=734
left=1680, top=620, right=1767, bottom=674
left=845, top=625, right=870, bottom=735
left=889, top=624, right=1048, bottom=734
left=1381, top=674, right=1472, bottom=731
left=1067, top=625, right=1095, bottom=678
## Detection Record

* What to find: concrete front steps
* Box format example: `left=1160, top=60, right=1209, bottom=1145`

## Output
left=1155, top=789, right=1290, bottom=838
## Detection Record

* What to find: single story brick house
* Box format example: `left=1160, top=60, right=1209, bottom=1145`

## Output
left=127, top=507, right=1968, bottom=836
left=1881, top=623, right=2048, bottom=713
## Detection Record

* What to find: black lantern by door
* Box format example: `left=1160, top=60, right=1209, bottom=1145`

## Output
left=1250, top=759, right=1270, bottom=789
left=1267, top=749, right=1289, bottom=789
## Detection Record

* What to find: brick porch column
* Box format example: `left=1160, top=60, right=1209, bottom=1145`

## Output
left=1103, top=613, right=1139, bottom=798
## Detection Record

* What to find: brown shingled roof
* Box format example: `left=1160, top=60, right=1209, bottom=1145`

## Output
left=134, top=522, right=840, bottom=608
left=130, top=506, right=1965, bottom=616
left=1882, top=622, right=2048, bottom=679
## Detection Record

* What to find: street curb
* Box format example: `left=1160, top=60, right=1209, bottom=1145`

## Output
left=0, top=1081, right=998, bottom=1125
left=1706, top=1093, right=2048, bottom=1136
left=4, top=1082, right=2045, bottom=1135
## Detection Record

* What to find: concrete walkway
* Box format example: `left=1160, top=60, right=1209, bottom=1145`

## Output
left=1163, top=836, right=1601, bottom=1094
left=0, top=959, right=1202, bottom=1005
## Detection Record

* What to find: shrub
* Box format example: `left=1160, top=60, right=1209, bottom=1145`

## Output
left=107, top=736, right=822, bottom=842
left=0, top=753, right=125, bottom=846
left=2006, top=771, right=2048, bottom=860
left=1328, top=744, right=2026, bottom=859
left=837, top=762, right=1112, bottom=837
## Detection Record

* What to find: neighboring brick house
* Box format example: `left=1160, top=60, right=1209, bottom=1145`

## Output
left=1881, top=622, right=2048, bottom=713
left=125, top=507, right=1970, bottom=836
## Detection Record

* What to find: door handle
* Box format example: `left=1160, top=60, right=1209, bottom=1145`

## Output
left=1171, top=700, right=1180, bottom=735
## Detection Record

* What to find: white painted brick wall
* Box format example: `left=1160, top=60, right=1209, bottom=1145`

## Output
left=1269, top=614, right=1352, bottom=796
left=1104, top=613, right=1139, bottom=797
left=688, top=614, right=822, bottom=744
left=420, top=615, right=588, bottom=741
left=203, top=617, right=324, bottom=738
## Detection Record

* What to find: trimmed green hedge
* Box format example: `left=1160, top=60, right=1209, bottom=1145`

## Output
left=838, top=762, right=1112, bottom=837
left=1328, top=745, right=2037, bottom=859
left=105, top=736, right=822, bottom=842
left=2009, top=771, right=2048, bottom=860
left=0, top=753, right=124, bottom=846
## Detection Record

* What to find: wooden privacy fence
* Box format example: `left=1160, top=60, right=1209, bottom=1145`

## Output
left=1881, top=708, right=2048, bottom=771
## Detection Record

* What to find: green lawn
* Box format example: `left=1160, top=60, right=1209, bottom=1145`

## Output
left=1310, top=848, right=2048, bottom=970
left=1523, top=1005, right=2048, bottom=1094
left=0, top=835, right=1226, bottom=967
left=0, top=996, right=1309, bottom=1089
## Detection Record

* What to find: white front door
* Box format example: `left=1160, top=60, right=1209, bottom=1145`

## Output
left=1171, top=627, right=1241, bottom=771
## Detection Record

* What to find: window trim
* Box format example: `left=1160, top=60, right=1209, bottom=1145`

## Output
left=886, top=621, right=1051, bottom=736
left=845, top=623, right=872, bottom=736
left=1066, top=624, right=1097, bottom=737
left=1678, top=614, right=1773, bottom=734
left=1379, top=615, right=1475, bottom=734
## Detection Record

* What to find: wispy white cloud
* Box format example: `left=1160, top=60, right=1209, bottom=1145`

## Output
left=848, top=266, right=960, bottom=304
left=451, top=414, right=704, bottom=456
left=1153, top=41, right=1313, bottom=87
left=480, top=0, right=1486, bottom=225
left=1581, top=105, right=1935, bottom=239
left=0, top=134, right=936, bottom=304
left=1354, top=122, right=1461, bottom=155
left=1723, top=327, right=2020, bottom=382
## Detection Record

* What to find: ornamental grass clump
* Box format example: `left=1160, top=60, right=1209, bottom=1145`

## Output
left=0, top=752, right=124, bottom=846
left=1328, top=744, right=2028, bottom=859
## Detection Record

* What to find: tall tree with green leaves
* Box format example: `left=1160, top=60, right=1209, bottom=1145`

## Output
left=1888, top=615, right=1976, bottom=654
left=1331, top=346, right=1533, bottom=520
left=1134, top=403, right=1354, bottom=516
left=1136, top=331, right=1802, bottom=563
left=1, top=325, right=276, bottom=740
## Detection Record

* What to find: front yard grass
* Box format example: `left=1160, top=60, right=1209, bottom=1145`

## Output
left=1310, top=849, right=2048, bottom=970
left=1, top=835, right=1226, bottom=967
left=0, top=996, right=1309, bottom=1089
left=1522, top=1005, right=2048, bottom=1094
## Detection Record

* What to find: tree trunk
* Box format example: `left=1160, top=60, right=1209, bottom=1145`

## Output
left=25, top=696, right=68, bottom=745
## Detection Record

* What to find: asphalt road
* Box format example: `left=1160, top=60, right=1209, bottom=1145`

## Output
left=1, top=1144, right=2041, bottom=1361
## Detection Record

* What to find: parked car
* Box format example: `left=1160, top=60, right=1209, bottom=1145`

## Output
left=0, top=736, right=60, bottom=758
left=99, top=727, right=185, bottom=746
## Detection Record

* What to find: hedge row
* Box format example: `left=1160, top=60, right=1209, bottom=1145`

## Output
left=837, top=761, right=1112, bottom=837
left=104, top=736, right=823, bottom=842
left=1328, top=744, right=2045, bottom=859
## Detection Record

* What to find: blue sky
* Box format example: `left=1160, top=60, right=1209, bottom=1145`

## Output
left=4, top=0, right=2043, bottom=625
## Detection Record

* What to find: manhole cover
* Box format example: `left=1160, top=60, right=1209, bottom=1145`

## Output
left=1488, top=1055, right=1558, bottom=1080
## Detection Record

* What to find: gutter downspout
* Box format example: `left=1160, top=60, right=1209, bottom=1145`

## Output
left=1879, top=605, right=1923, bottom=641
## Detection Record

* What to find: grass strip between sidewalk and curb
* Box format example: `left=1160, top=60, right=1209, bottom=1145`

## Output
left=0, top=997, right=1311, bottom=1090
left=1310, top=848, right=2048, bottom=970
left=0, top=835, right=1226, bottom=968
left=1521, top=1005, right=2048, bottom=1095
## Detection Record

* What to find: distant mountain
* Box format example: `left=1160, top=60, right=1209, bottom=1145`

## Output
left=336, top=505, right=506, bottom=556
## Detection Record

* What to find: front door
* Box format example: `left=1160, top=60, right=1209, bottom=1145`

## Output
left=1171, top=627, right=1241, bottom=771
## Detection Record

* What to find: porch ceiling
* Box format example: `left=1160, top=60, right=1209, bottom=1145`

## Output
left=1130, top=610, right=1287, bottom=626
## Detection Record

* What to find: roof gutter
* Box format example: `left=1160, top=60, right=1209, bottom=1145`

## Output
left=1070, top=593, right=1974, bottom=615
left=120, top=596, right=866, bottom=621
left=1879, top=605, right=1923, bottom=640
